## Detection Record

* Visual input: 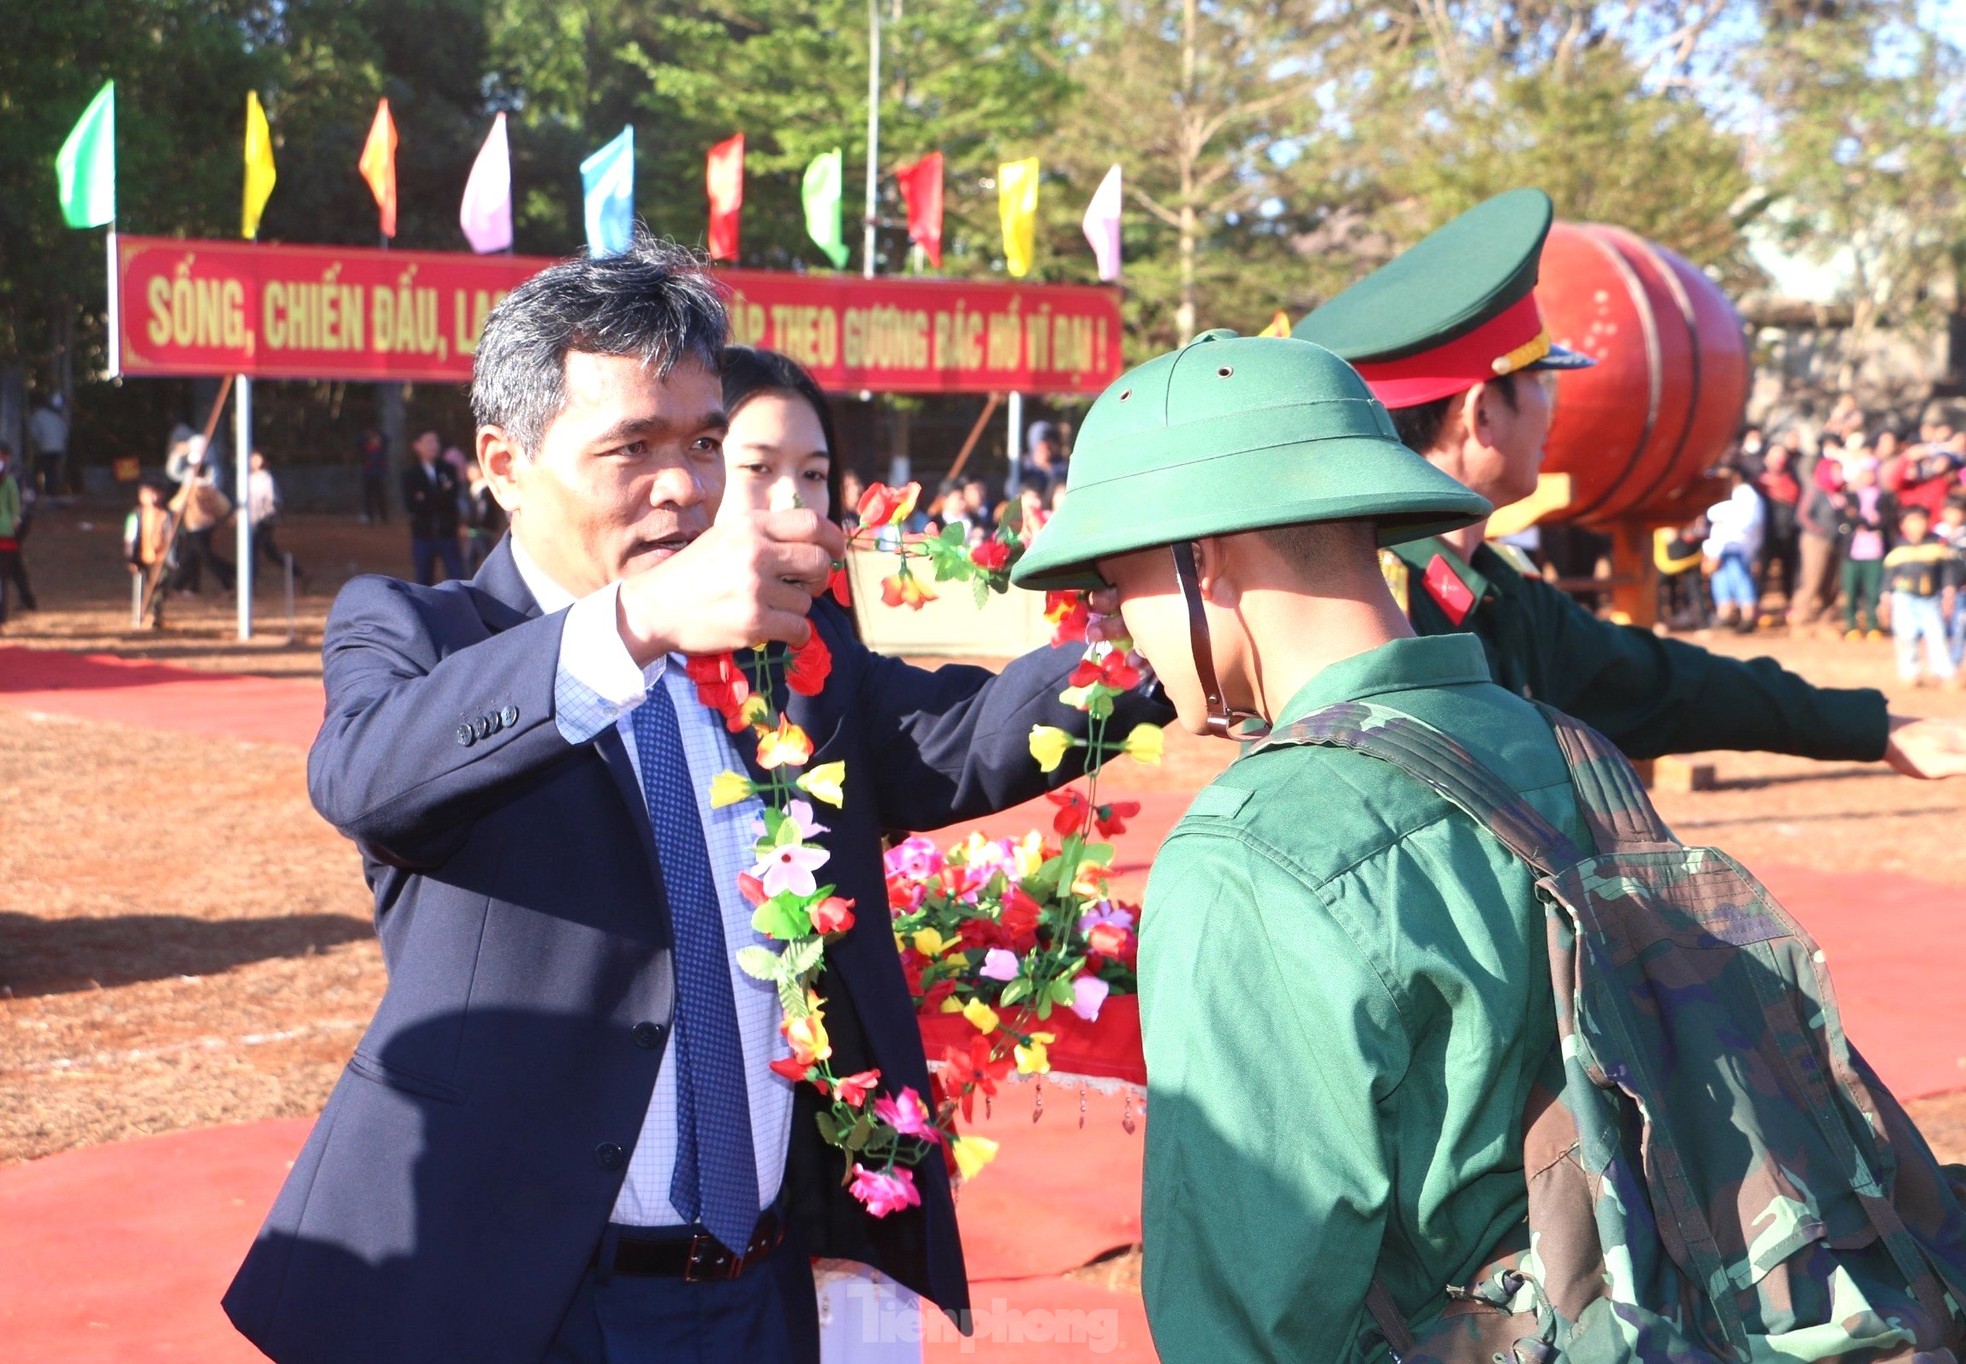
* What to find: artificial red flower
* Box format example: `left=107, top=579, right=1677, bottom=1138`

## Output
left=881, top=571, right=937, bottom=611
left=786, top=629, right=832, bottom=696
left=737, top=871, right=769, bottom=906
left=1068, top=650, right=1143, bottom=692
left=1094, top=800, right=1141, bottom=838
left=940, top=1036, right=1013, bottom=1122
left=1044, top=591, right=1091, bottom=646
left=857, top=481, right=921, bottom=529
left=887, top=877, right=925, bottom=913
left=809, top=895, right=856, bottom=935
left=997, top=886, right=1041, bottom=949
left=827, top=562, right=853, bottom=608
left=770, top=1056, right=813, bottom=1085
left=1085, top=920, right=1132, bottom=962
left=825, top=1068, right=881, bottom=1108
left=969, top=538, right=1010, bottom=573
left=684, top=652, right=755, bottom=731
left=1045, top=788, right=1093, bottom=836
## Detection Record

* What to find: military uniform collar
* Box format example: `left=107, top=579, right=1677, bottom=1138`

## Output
left=1273, top=634, right=1492, bottom=726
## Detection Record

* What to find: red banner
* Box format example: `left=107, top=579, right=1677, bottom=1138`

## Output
left=109, top=235, right=1124, bottom=394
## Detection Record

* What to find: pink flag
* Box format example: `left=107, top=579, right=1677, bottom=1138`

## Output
left=895, top=152, right=944, bottom=269
left=706, top=133, right=745, bottom=262
left=1082, top=164, right=1122, bottom=282
left=459, top=112, right=513, bottom=253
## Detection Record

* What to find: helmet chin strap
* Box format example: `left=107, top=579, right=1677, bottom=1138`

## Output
left=1171, top=542, right=1271, bottom=742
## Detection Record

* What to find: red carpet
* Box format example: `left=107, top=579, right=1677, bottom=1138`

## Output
left=4, top=647, right=1961, bottom=1362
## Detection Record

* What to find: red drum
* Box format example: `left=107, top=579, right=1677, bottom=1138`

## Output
left=1535, top=222, right=1750, bottom=527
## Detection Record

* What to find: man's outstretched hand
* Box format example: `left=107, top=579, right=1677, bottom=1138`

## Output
left=1884, top=714, right=1966, bottom=780
left=616, top=509, right=847, bottom=666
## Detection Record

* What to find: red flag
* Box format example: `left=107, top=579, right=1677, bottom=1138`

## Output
left=706, top=133, right=745, bottom=262
left=895, top=152, right=943, bottom=269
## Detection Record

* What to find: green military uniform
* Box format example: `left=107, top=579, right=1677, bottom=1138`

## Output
left=1388, top=537, right=1890, bottom=761
left=1295, top=189, right=1891, bottom=765
left=1012, top=333, right=1599, bottom=1360
left=1137, top=633, right=1587, bottom=1362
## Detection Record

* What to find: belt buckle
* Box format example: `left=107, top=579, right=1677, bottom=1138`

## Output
left=684, top=1233, right=741, bottom=1283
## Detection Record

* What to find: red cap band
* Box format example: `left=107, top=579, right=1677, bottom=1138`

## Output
left=1352, top=294, right=1549, bottom=410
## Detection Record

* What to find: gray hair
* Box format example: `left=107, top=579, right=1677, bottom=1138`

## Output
left=470, top=229, right=728, bottom=456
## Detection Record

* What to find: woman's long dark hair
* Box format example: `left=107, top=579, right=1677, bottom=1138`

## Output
left=720, top=345, right=846, bottom=520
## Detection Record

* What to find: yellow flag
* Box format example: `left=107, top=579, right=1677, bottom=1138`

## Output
left=1257, top=309, right=1291, bottom=338
left=998, top=157, right=1039, bottom=278
left=242, top=91, right=277, bottom=239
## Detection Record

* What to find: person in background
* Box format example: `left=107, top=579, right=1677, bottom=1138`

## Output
left=402, top=429, right=464, bottom=585
left=27, top=392, right=69, bottom=498
left=1018, top=420, right=1064, bottom=499
left=462, top=459, right=506, bottom=573
left=1010, top=485, right=1048, bottom=543
left=1940, top=497, right=1966, bottom=667
left=838, top=470, right=866, bottom=531
left=169, top=464, right=236, bottom=596
left=961, top=478, right=995, bottom=544
left=1834, top=456, right=1894, bottom=641
left=125, top=479, right=176, bottom=628
left=167, top=431, right=213, bottom=488
left=1703, top=465, right=1764, bottom=633
left=1881, top=505, right=1961, bottom=688
left=1889, top=434, right=1962, bottom=520
left=246, top=449, right=303, bottom=582
left=1793, top=448, right=1845, bottom=630
left=356, top=426, right=389, bottom=524
left=0, top=443, right=23, bottom=625
left=1754, top=442, right=1802, bottom=622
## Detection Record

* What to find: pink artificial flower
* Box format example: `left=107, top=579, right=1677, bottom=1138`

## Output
left=1071, top=975, right=1110, bottom=1022
left=979, top=948, right=1021, bottom=982
left=848, top=1162, right=921, bottom=1217
left=760, top=798, right=828, bottom=842
left=873, top=1086, right=943, bottom=1145
left=884, top=836, right=945, bottom=881
left=753, top=842, right=830, bottom=899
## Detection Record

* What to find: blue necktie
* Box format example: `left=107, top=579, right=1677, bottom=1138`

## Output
left=631, top=678, right=759, bottom=1252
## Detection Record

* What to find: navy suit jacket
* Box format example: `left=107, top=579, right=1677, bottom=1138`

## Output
left=222, top=538, right=1163, bottom=1364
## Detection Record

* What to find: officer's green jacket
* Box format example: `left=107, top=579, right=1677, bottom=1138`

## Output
left=1139, top=633, right=1589, bottom=1364
left=1390, top=538, right=1890, bottom=762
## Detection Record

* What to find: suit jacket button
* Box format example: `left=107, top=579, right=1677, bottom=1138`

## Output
left=473, top=715, right=493, bottom=740
left=499, top=704, right=520, bottom=729
left=632, top=1022, right=664, bottom=1049
left=595, top=1143, right=625, bottom=1171
left=456, top=723, right=476, bottom=747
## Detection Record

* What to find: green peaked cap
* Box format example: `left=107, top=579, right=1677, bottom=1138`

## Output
left=1010, top=331, right=1491, bottom=593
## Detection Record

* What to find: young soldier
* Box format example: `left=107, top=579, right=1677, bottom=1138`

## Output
left=1292, top=188, right=1966, bottom=778
left=1011, top=332, right=1596, bottom=1360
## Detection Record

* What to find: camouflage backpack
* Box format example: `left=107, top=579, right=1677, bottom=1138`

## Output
left=1254, top=701, right=1966, bottom=1363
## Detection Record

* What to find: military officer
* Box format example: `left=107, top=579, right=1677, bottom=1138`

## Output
left=1011, top=332, right=1600, bottom=1361
left=1293, top=188, right=1966, bottom=778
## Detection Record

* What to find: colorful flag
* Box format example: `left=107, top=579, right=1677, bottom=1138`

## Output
left=706, top=133, right=745, bottom=262
left=55, top=81, right=115, bottom=229
left=998, top=157, right=1040, bottom=279
left=801, top=148, right=850, bottom=269
left=1082, top=164, right=1122, bottom=283
left=459, top=112, right=513, bottom=253
left=1257, top=309, right=1291, bottom=338
left=580, top=126, right=635, bottom=258
left=895, top=152, right=943, bottom=269
left=359, top=99, right=399, bottom=239
left=242, top=91, right=276, bottom=239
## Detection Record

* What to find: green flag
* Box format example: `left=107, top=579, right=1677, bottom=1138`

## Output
left=801, top=148, right=850, bottom=270
left=56, top=81, right=116, bottom=229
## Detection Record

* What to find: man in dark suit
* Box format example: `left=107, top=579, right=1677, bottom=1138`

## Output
left=403, top=428, right=464, bottom=584
left=222, top=234, right=1159, bottom=1363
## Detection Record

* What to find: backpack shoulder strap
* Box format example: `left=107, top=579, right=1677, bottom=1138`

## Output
left=1250, top=700, right=1584, bottom=877
left=1532, top=704, right=1677, bottom=852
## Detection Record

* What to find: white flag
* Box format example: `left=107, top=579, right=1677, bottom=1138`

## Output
left=1082, top=164, right=1122, bottom=282
left=459, top=113, right=513, bottom=253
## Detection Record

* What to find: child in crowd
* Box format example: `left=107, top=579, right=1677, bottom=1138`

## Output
left=1703, top=465, right=1764, bottom=632
left=1880, top=505, right=1961, bottom=687
left=246, top=449, right=304, bottom=582
left=125, top=479, right=176, bottom=628
left=1834, top=455, right=1894, bottom=640
left=1940, top=497, right=1966, bottom=665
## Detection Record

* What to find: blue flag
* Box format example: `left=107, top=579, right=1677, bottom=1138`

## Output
left=580, top=126, right=635, bottom=257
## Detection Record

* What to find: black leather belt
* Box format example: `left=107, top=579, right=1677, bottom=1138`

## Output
left=594, top=1209, right=786, bottom=1282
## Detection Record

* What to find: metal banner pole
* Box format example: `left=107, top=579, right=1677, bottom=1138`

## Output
left=235, top=375, right=253, bottom=640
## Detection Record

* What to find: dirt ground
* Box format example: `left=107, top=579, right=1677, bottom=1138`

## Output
left=3, top=499, right=1965, bottom=1169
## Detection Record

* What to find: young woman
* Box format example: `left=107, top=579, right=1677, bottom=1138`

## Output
left=720, top=345, right=845, bottom=520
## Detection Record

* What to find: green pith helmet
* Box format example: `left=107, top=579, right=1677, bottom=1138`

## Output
left=1010, top=331, right=1492, bottom=593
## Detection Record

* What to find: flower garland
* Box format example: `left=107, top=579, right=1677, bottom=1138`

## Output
left=694, top=482, right=1162, bottom=1217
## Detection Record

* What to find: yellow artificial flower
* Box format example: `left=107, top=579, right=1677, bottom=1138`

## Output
left=1028, top=724, right=1074, bottom=773
left=709, top=771, right=755, bottom=809
left=938, top=995, right=966, bottom=1013
left=784, top=1011, right=833, bottom=1066
left=1014, top=1031, right=1056, bottom=1075
left=795, top=761, right=846, bottom=808
left=756, top=715, right=815, bottom=770
left=950, top=1134, right=1001, bottom=1181
left=1011, top=831, right=1048, bottom=880
left=736, top=694, right=772, bottom=728
left=912, top=926, right=959, bottom=958
left=963, top=999, right=1001, bottom=1035
left=1122, top=723, right=1164, bottom=766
